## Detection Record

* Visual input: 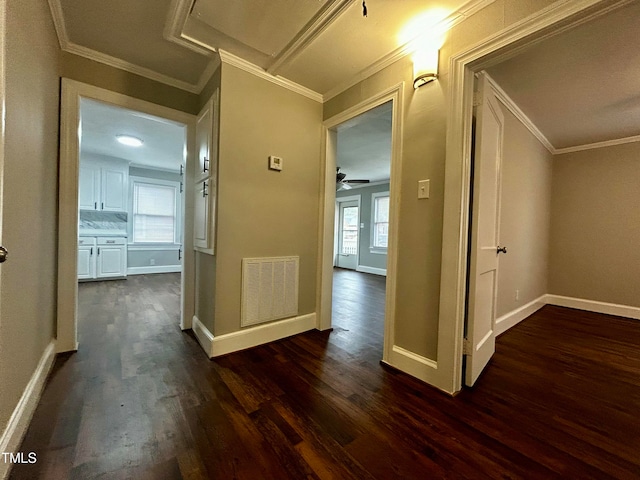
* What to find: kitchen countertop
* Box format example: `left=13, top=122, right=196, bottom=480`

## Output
left=79, top=230, right=128, bottom=237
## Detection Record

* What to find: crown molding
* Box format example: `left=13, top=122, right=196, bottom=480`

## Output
left=64, top=42, right=202, bottom=93
left=484, top=72, right=555, bottom=154
left=267, top=0, right=355, bottom=75
left=555, top=134, right=640, bottom=155
left=323, top=0, right=496, bottom=101
left=485, top=72, right=640, bottom=156
left=164, top=0, right=214, bottom=56
left=218, top=50, right=323, bottom=103
left=196, top=56, right=221, bottom=92
left=49, top=0, right=215, bottom=94
left=47, top=0, right=70, bottom=50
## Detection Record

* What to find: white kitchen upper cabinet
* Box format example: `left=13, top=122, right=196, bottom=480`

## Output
left=78, top=163, right=100, bottom=210
left=195, top=89, right=219, bottom=183
left=78, top=158, right=128, bottom=212
left=101, top=166, right=127, bottom=211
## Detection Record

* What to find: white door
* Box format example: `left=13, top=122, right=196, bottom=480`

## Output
left=337, top=200, right=359, bottom=270
left=464, top=72, right=505, bottom=387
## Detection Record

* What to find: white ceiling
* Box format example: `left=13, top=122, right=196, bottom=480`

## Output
left=50, top=0, right=474, bottom=95
left=50, top=0, right=640, bottom=151
left=336, top=101, right=392, bottom=183
left=80, top=99, right=186, bottom=171
left=486, top=1, right=640, bottom=150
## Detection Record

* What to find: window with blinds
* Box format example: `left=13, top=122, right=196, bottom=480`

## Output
left=132, top=182, right=177, bottom=243
left=372, top=192, right=389, bottom=250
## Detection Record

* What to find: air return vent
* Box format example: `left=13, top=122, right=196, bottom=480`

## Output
left=241, top=256, right=299, bottom=327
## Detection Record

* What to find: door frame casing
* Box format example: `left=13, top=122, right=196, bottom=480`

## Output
left=57, top=78, right=196, bottom=353
left=317, top=83, right=403, bottom=364
left=439, top=0, right=634, bottom=393
left=334, top=194, right=361, bottom=269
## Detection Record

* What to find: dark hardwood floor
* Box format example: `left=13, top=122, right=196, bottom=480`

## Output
left=9, top=271, right=640, bottom=479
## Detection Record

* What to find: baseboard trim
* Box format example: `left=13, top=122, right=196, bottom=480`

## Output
left=191, top=313, right=317, bottom=358
left=127, top=265, right=182, bottom=275
left=385, top=345, right=443, bottom=388
left=211, top=313, right=317, bottom=357
left=495, top=295, right=547, bottom=336
left=191, top=315, right=214, bottom=357
left=545, top=294, right=640, bottom=320
left=356, top=265, right=387, bottom=276
left=0, top=341, right=56, bottom=480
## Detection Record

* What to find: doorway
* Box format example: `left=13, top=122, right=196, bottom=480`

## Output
left=57, top=79, right=196, bottom=353
left=443, top=1, right=637, bottom=392
left=319, top=85, right=403, bottom=363
left=75, top=97, right=187, bottom=345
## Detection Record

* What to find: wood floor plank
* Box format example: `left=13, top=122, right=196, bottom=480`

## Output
left=8, top=271, right=640, bottom=479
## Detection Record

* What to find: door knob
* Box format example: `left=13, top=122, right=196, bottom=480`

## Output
left=0, top=246, right=7, bottom=263
left=497, top=246, right=507, bottom=254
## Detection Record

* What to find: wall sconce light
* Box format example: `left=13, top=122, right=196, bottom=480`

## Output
left=413, top=48, right=439, bottom=89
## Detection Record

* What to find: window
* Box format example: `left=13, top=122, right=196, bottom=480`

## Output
left=132, top=180, right=179, bottom=243
left=371, top=192, right=389, bottom=251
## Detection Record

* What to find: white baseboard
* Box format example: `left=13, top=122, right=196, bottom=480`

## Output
left=545, top=294, right=640, bottom=320
left=191, top=313, right=317, bottom=358
left=0, top=341, right=56, bottom=480
left=356, top=265, right=387, bottom=276
left=191, top=315, right=214, bottom=357
left=384, top=345, right=444, bottom=387
left=356, top=265, right=387, bottom=277
left=495, top=295, right=547, bottom=336
left=127, top=265, right=182, bottom=275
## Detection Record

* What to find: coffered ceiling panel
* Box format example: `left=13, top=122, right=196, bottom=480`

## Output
left=277, top=1, right=457, bottom=94
left=59, top=0, right=212, bottom=86
left=191, top=0, right=331, bottom=57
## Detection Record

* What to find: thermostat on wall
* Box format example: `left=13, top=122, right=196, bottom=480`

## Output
left=269, top=156, right=283, bottom=171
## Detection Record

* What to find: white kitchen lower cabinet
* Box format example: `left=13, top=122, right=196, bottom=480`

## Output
left=77, top=238, right=96, bottom=280
left=78, top=236, right=127, bottom=281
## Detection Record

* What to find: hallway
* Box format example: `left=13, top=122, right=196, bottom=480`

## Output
left=9, top=272, right=640, bottom=479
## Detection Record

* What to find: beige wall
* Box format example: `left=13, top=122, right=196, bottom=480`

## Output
left=549, top=142, right=640, bottom=308
left=324, top=0, right=561, bottom=361
left=206, top=63, right=322, bottom=335
left=0, top=0, right=61, bottom=433
left=194, top=66, right=221, bottom=330
left=495, top=101, right=553, bottom=318
left=61, top=52, right=199, bottom=115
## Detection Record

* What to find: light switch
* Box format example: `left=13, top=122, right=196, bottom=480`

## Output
left=418, top=179, right=430, bottom=199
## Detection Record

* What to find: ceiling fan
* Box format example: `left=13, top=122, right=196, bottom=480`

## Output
left=336, top=167, right=369, bottom=190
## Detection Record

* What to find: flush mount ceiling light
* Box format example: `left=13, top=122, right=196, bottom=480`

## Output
left=116, top=135, right=143, bottom=147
